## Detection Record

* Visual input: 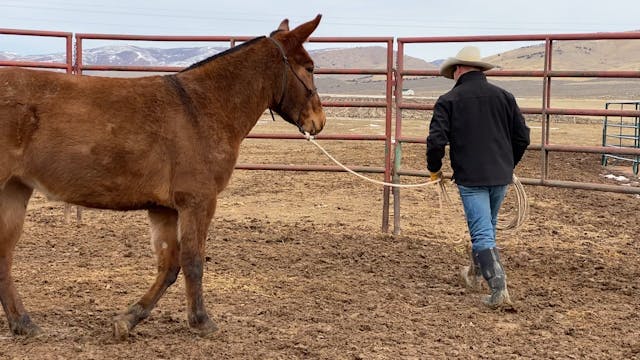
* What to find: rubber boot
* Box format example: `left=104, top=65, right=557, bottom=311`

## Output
left=460, top=250, right=482, bottom=292
left=475, top=247, right=513, bottom=309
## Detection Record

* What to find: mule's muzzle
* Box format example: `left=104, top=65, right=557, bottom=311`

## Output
left=301, top=114, right=325, bottom=135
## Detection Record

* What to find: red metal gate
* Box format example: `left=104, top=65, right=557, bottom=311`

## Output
left=394, top=33, right=640, bottom=234
left=3, top=28, right=640, bottom=234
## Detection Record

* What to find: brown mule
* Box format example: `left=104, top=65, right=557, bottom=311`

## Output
left=0, top=15, right=325, bottom=339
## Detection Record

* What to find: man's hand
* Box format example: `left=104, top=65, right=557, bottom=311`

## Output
left=430, top=170, right=443, bottom=182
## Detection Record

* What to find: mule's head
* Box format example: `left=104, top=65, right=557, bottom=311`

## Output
left=269, top=15, right=326, bottom=136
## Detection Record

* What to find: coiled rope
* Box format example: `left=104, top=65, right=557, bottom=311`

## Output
left=303, top=133, right=528, bottom=230
left=496, top=174, right=528, bottom=230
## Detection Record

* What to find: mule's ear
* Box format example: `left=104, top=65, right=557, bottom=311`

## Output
left=290, top=14, right=322, bottom=43
left=277, top=19, right=290, bottom=32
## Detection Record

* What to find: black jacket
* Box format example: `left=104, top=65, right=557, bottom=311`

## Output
left=426, top=71, right=530, bottom=186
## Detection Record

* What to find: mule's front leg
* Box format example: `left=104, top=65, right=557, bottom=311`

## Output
left=113, top=208, right=180, bottom=340
left=0, top=180, right=40, bottom=337
left=178, top=199, right=217, bottom=337
left=0, top=261, right=41, bottom=337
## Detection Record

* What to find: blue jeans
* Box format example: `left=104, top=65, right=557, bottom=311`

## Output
left=457, top=184, right=509, bottom=252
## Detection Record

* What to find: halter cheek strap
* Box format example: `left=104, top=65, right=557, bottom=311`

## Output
left=267, top=37, right=289, bottom=109
left=267, top=37, right=318, bottom=130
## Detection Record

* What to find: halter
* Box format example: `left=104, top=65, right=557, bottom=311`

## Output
left=267, top=36, right=317, bottom=131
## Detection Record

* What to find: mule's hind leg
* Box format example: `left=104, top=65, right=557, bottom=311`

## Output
left=0, top=179, right=39, bottom=336
left=177, top=198, right=217, bottom=337
left=113, top=207, right=180, bottom=340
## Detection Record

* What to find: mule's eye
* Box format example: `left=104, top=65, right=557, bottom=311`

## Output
left=306, top=66, right=314, bottom=74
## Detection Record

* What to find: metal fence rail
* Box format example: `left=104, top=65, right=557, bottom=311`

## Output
left=601, top=101, right=640, bottom=175
left=0, top=28, right=73, bottom=73
left=3, top=27, right=640, bottom=234
left=394, top=32, right=640, bottom=234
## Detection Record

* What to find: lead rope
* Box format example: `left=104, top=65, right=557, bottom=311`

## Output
left=302, top=132, right=528, bottom=230
left=303, top=132, right=439, bottom=188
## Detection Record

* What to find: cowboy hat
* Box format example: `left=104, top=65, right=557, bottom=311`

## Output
left=439, top=46, right=495, bottom=79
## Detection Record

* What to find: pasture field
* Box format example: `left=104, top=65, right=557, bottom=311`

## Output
left=1, top=111, right=639, bottom=359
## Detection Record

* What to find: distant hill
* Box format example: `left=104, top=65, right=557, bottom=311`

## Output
left=0, top=44, right=431, bottom=70
left=3, top=37, right=640, bottom=98
left=4, top=36, right=640, bottom=72
left=311, top=46, right=434, bottom=70
left=485, top=36, right=640, bottom=71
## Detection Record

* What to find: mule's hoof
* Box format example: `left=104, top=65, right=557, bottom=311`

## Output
left=189, top=319, right=218, bottom=338
left=113, top=318, right=132, bottom=341
left=12, top=322, right=43, bottom=337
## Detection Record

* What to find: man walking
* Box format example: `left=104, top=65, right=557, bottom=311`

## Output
left=426, top=46, right=530, bottom=309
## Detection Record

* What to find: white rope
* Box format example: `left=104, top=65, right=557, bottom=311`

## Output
left=304, top=133, right=439, bottom=188
left=303, top=132, right=528, bottom=230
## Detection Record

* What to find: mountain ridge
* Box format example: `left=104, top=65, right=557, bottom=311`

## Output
left=3, top=39, right=639, bottom=98
left=0, top=44, right=433, bottom=69
left=3, top=35, right=640, bottom=71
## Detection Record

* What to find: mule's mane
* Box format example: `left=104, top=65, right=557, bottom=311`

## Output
left=179, top=36, right=266, bottom=73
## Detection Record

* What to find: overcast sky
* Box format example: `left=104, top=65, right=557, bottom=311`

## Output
left=2, top=0, right=639, bottom=60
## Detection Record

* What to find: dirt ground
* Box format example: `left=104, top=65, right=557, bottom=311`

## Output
left=1, top=116, right=639, bottom=360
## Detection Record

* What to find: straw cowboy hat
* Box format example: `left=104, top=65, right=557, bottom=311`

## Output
left=440, top=46, right=495, bottom=79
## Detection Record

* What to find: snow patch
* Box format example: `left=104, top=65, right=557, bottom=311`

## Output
left=5, top=45, right=225, bottom=67
left=603, top=174, right=629, bottom=182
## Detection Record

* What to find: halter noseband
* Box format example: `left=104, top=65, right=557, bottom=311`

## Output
left=267, top=36, right=317, bottom=131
